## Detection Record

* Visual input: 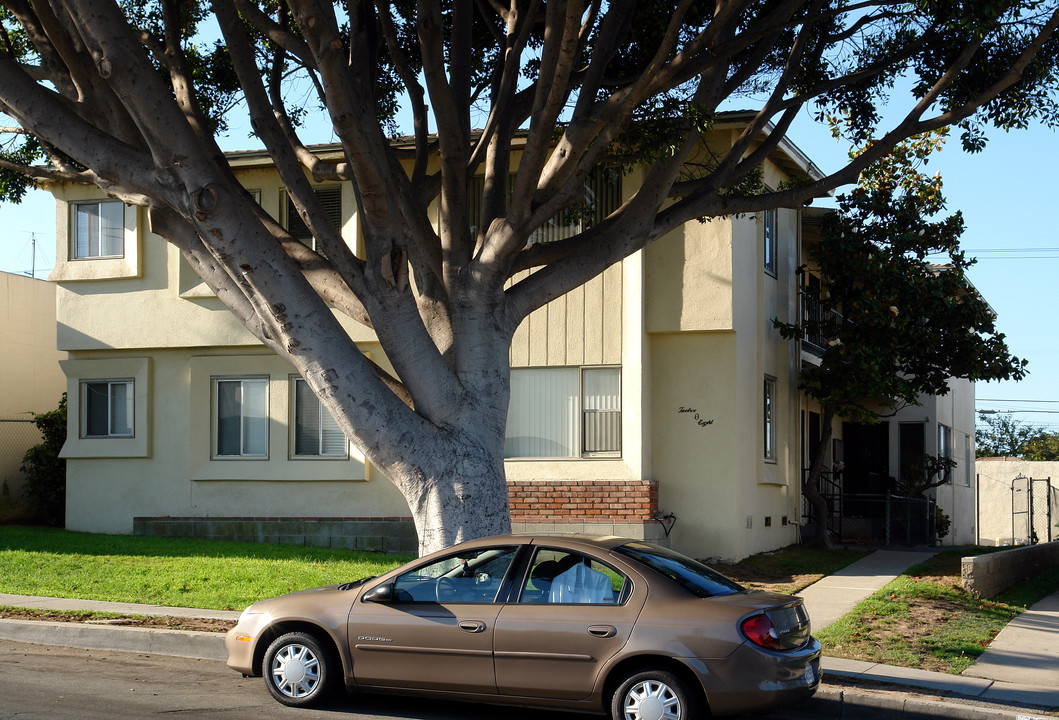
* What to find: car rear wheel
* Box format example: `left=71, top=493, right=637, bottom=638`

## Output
left=611, top=669, right=697, bottom=720
left=263, top=631, right=336, bottom=708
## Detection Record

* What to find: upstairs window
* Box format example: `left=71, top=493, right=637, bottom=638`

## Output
left=285, top=186, right=342, bottom=254
left=292, top=378, right=348, bottom=458
left=80, top=380, right=133, bottom=438
left=763, top=207, right=777, bottom=276
left=938, top=424, right=953, bottom=483
left=75, top=200, right=124, bottom=258
left=469, top=167, right=621, bottom=244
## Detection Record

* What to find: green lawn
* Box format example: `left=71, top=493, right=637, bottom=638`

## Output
left=0, top=526, right=412, bottom=611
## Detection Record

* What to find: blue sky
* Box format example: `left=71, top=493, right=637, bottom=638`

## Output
left=3, top=107, right=1056, bottom=431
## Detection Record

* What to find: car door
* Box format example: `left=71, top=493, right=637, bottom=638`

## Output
left=493, top=547, right=647, bottom=700
left=348, top=546, right=518, bottom=694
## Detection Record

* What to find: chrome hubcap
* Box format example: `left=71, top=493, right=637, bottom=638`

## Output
left=623, top=680, right=681, bottom=720
left=271, top=643, right=321, bottom=698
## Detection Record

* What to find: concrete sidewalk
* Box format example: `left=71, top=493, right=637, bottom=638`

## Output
left=962, top=590, right=1059, bottom=690
left=0, top=593, right=242, bottom=621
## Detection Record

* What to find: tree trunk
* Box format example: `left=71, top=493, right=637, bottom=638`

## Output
left=381, top=416, right=513, bottom=556
left=803, top=404, right=836, bottom=549
left=349, top=309, right=517, bottom=557
left=402, top=454, right=513, bottom=556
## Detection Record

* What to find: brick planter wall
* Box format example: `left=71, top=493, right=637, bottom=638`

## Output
left=507, top=479, right=666, bottom=543
left=508, top=479, right=658, bottom=522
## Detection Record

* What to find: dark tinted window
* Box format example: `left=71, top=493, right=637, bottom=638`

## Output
left=616, top=542, right=743, bottom=598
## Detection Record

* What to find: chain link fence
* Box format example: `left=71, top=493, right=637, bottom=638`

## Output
left=0, top=417, right=41, bottom=518
left=1011, top=476, right=1054, bottom=545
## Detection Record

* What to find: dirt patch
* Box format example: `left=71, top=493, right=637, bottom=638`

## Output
left=864, top=595, right=970, bottom=672
left=0, top=608, right=235, bottom=633
left=708, top=564, right=823, bottom=595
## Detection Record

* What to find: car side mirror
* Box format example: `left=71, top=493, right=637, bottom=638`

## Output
left=362, top=583, right=395, bottom=603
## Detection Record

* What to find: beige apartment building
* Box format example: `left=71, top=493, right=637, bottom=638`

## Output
left=47, top=115, right=977, bottom=560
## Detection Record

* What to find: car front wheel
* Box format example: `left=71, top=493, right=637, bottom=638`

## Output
left=611, top=669, right=698, bottom=720
left=263, top=631, right=337, bottom=708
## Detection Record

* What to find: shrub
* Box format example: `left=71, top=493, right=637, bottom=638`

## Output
left=20, top=394, right=67, bottom=526
left=935, top=506, right=951, bottom=541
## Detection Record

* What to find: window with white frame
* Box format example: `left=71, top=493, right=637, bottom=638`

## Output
left=763, top=206, right=777, bottom=276
left=74, top=200, right=125, bottom=259
left=964, top=433, right=973, bottom=486
left=505, top=367, right=620, bottom=459
left=938, top=424, right=953, bottom=483
left=292, top=378, right=348, bottom=458
left=80, top=379, right=133, bottom=438
left=764, top=376, right=777, bottom=461
left=214, top=377, right=268, bottom=458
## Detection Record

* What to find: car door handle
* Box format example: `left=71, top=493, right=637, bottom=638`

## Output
left=459, top=620, right=486, bottom=633
left=588, top=625, right=617, bottom=638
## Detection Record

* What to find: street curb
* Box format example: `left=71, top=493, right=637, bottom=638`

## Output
left=776, top=686, right=1057, bottom=720
left=0, top=618, right=227, bottom=661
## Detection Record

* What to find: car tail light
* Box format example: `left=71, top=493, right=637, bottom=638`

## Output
left=741, top=604, right=811, bottom=651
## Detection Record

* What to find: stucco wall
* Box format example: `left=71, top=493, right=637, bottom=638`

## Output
left=62, top=347, right=412, bottom=535
left=642, top=161, right=803, bottom=562
left=0, top=271, right=66, bottom=415
left=976, top=458, right=1059, bottom=546
left=648, top=331, right=801, bottom=561
left=0, top=271, right=66, bottom=509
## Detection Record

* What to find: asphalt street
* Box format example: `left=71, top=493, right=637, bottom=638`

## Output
left=2, top=638, right=1054, bottom=720
left=0, top=639, right=577, bottom=720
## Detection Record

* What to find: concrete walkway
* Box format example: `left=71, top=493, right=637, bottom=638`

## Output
left=797, top=548, right=937, bottom=630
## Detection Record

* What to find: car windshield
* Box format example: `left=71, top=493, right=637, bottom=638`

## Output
left=616, top=542, right=744, bottom=598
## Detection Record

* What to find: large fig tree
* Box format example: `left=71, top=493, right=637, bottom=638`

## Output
left=0, top=0, right=1056, bottom=554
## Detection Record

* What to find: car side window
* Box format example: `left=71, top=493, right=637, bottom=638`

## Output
left=519, top=549, right=629, bottom=604
left=392, top=547, right=516, bottom=603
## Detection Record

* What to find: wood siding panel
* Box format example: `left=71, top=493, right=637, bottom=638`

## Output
left=566, top=285, right=585, bottom=366
left=509, top=264, right=622, bottom=368
left=547, top=294, right=568, bottom=365
left=602, top=263, right=622, bottom=364
left=510, top=269, right=532, bottom=366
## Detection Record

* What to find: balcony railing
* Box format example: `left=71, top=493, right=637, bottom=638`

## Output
left=801, top=290, right=842, bottom=354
